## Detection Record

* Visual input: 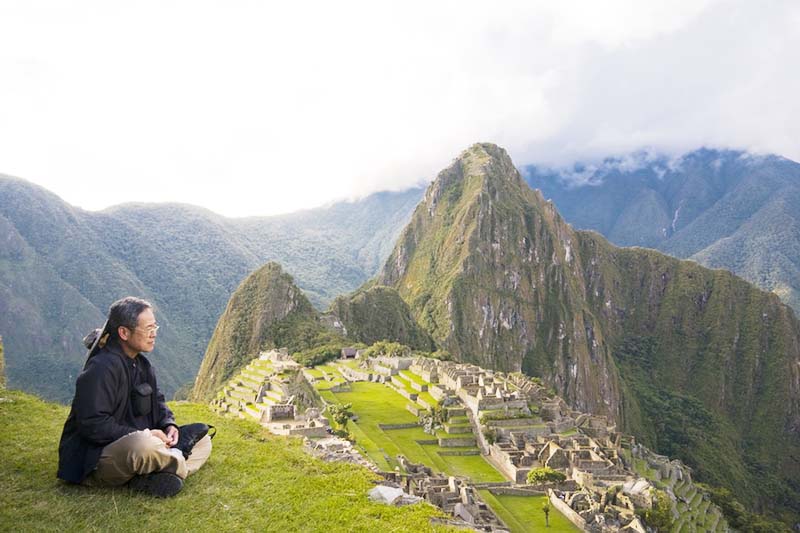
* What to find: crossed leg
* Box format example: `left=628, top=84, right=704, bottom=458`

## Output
left=83, top=429, right=211, bottom=487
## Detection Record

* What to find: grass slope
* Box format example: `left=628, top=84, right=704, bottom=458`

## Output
left=477, top=491, right=580, bottom=533
left=0, top=389, right=448, bottom=532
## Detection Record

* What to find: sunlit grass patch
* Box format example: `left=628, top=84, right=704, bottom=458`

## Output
left=0, top=389, right=449, bottom=532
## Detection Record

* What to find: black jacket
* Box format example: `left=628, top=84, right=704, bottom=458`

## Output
left=57, top=340, right=175, bottom=483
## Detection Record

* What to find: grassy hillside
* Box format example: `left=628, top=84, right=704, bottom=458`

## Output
left=0, top=388, right=448, bottom=532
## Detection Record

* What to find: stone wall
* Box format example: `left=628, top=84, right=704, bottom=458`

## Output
left=266, top=404, right=295, bottom=421
left=549, top=489, right=587, bottom=531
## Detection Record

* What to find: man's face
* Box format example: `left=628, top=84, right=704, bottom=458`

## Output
left=127, top=308, right=158, bottom=354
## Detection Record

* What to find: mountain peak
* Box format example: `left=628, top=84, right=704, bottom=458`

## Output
left=191, top=261, right=320, bottom=401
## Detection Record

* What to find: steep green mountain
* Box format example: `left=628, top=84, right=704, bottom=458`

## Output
left=191, top=262, right=337, bottom=401
left=328, top=285, right=434, bottom=350
left=375, top=143, right=800, bottom=522
left=0, top=175, right=421, bottom=402
left=525, top=149, right=800, bottom=312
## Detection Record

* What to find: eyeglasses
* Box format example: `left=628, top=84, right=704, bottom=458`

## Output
left=132, top=324, right=160, bottom=336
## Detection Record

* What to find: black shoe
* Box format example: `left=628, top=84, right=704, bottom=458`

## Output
left=174, top=423, right=215, bottom=459
left=128, top=472, right=184, bottom=498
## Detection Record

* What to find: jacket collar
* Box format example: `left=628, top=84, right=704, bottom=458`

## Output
left=105, top=338, right=151, bottom=369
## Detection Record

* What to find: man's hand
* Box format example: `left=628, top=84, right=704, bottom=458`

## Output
left=165, top=425, right=179, bottom=447
left=150, top=429, right=171, bottom=445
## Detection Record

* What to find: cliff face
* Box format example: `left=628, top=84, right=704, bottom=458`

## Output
left=376, top=143, right=800, bottom=517
left=191, top=262, right=322, bottom=401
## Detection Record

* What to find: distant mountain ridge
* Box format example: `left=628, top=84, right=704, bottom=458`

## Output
left=525, top=148, right=800, bottom=312
left=0, top=175, right=422, bottom=402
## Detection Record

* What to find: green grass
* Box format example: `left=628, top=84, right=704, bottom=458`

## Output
left=416, top=391, right=439, bottom=407
left=398, top=371, right=427, bottom=386
left=477, top=491, right=580, bottom=533
left=315, top=365, right=340, bottom=375
left=328, top=383, right=504, bottom=482
left=335, top=359, right=363, bottom=370
left=0, top=389, right=451, bottom=532
left=303, top=367, right=324, bottom=379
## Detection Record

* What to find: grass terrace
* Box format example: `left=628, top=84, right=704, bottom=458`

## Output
left=477, top=491, right=580, bottom=533
left=335, top=359, right=364, bottom=370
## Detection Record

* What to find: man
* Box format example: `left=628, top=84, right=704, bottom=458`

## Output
left=57, top=297, right=212, bottom=497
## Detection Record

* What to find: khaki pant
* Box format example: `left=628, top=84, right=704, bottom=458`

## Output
left=83, top=429, right=212, bottom=487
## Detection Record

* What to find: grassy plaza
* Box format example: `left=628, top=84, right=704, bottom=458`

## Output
left=477, top=491, right=581, bottom=533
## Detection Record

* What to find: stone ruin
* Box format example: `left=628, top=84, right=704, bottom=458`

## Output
left=211, top=352, right=329, bottom=437
left=406, top=357, right=728, bottom=533
left=382, top=457, right=508, bottom=532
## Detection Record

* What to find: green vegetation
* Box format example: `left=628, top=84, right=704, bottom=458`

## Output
left=0, top=389, right=449, bottom=532
left=637, top=490, right=673, bottom=532
left=370, top=143, right=800, bottom=525
left=477, top=491, right=580, bottom=533
left=526, top=467, right=566, bottom=484
left=292, top=343, right=343, bottom=367
left=326, top=382, right=504, bottom=482
left=328, top=286, right=434, bottom=350
left=328, top=402, right=354, bottom=439
left=360, top=340, right=412, bottom=358
left=697, top=484, right=793, bottom=533
left=615, top=334, right=799, bottom=524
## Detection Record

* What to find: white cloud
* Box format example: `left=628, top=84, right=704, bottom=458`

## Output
left=0, top=1, right=797, bottom=216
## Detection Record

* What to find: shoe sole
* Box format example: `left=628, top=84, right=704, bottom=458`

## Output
left=128, top=472, right=184, bottom=498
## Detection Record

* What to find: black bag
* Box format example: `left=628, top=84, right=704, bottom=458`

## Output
left=131, top=382, right=153, bottom=417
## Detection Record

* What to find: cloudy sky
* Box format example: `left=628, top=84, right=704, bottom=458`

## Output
left=1, top=1, right=798, bottom=217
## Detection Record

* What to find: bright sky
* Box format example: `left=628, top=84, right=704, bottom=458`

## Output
left=1, top=1, right=798, bottom=217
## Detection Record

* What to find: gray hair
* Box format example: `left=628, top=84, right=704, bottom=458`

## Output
left=107, top=296, right=152, bottom=339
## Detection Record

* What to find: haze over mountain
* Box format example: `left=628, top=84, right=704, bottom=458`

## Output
left=525, top=148, right=800, bottom=313
left=0, top=175, right=421, bottom=402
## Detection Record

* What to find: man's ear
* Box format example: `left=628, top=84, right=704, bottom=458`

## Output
left=118, top=326, right=131, bottom=341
